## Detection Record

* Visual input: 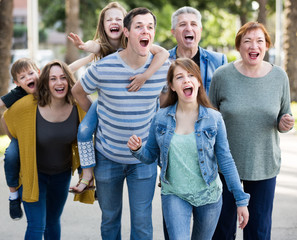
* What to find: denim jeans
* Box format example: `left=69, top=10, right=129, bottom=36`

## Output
left=212, top=173, right=276, bottom=240
left=162, top=194, right=222, bottom=240
left=77, top=101, right=97, bottom=168
left=21, top=170, right=71, bottom=240
left=94, top=151, right=157, bottom=240
left=4, top=137, right=20, bottom=187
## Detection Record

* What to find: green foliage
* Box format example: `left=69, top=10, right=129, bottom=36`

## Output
left=291, top=102, right=297, bottom=130
left=200, top=9, right=238, bottom=49
left=13, top=24, right=27, bottom=38
left=0, top=135, right=10, bottom=158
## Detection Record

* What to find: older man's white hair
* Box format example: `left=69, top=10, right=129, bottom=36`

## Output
left=171, top=6, right=202, bottom=30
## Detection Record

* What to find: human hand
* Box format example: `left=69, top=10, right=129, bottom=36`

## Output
left=68, top=33, right=100, bottom=53
left=68, top=32, right=85, bottom=49
left=279, top=114, right=295, bottom=132
left=237, top=206, right=249, bottom=229
left=127, top=74, right=147, bottom=92
left=127, top=135, right=142, bottom=151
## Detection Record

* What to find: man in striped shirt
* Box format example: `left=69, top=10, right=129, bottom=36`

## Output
left=72, top=7, right=170, bottom=240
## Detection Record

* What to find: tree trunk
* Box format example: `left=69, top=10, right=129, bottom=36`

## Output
left=0, top=0, right=14, bottom=135
left=283, top=0, right=297, bottom=101
left=257, top=0, right=267, bottom=25
left=65, top=0, right=80, bottom=65
left=257, top=0, right=269, bottom=61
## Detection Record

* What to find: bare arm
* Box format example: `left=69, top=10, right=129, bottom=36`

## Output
left=127, top=44, right=169, bottom=92
left=71, top=81, right=92, bottom=112
left=68, top=53, right=94, bottom=73
left=68, top=32, right=101, bottom=54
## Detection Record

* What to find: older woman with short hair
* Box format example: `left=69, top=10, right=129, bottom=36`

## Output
left=210, top=22, right=294, bottom=240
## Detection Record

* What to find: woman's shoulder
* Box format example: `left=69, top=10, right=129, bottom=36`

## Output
left=7, top=94, right=35, bottom=112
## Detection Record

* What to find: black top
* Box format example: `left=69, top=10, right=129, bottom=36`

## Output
left=36, top=105, right=79, bottom=175
left=1, top=86, right=27, bottom=108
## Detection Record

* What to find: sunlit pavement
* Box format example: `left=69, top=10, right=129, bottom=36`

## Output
left=0, top=131, right=296, bottom=239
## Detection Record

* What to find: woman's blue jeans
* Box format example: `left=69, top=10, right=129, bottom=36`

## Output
left=94, top=151, right=157, bottom=240
left=77, top=101, right=97, bottom=168
left=162, top=194, right=222, bottom=240
left=21, top=170, right=71, bottom=240
left=4, top=137, right=20, bottom=187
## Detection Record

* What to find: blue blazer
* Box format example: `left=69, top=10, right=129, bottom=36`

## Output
left=168, top=46, right=227, bottom=95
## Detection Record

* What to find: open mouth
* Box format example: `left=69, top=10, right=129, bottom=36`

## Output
left=249, top=53, right=259, bottom=59
left=140, top=38, right=149, bottom=47
left=27, top=82, right=35, bottom=89
left=185, top=35, right=194, bottom=41
left=110, top=27, right=120, bottom=33
left=55, top=87, right=65, bottom=93
left=183, top=86, right=193, bottom=97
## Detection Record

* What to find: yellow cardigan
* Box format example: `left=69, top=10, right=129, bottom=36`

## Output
left=4, top=94, right=95, bottom=204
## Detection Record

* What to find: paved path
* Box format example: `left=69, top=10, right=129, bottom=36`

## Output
left=0, top=131, right=296, bottom=239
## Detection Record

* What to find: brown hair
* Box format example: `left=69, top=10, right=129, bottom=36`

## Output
left=123, top=7, right=156, bottom=31
left=93, top=2, right=127, bottom=59
left=163, top=58, right=215, bottom=110
left=36, top=60, right=75, bottom=106
left=235, top=21, right=272, bottom=51
left=10, top=58, right=39, bottom=82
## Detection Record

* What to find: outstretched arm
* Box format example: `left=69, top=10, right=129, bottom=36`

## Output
left=127, top=44, right=169, bottom=92
left=68, top=32, right=101, bottom=54
left=68, top=53, right=94, bottom=73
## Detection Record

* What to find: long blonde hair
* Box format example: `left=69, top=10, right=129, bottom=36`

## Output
left=93, top=2, right=127, bottom=59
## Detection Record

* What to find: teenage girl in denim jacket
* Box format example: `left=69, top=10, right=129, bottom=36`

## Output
left=128, top=58, right=250, bottom=240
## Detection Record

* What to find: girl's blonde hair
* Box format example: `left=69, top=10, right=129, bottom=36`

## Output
left=93, top=2, right=127, bottom=59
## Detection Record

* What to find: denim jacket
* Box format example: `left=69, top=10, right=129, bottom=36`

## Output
left=168, top=46, right=227, bottom=95
left=132, top=103, right=250, bottom=207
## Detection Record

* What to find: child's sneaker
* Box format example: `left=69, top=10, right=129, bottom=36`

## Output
left=9, top=198, right=23, bottom=220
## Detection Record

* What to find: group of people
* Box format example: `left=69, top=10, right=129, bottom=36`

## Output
left=0, top=2, right=294, bottom=240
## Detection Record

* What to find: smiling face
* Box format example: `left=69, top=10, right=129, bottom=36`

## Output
left=103, top=8, right=124, bottom=41
left=15, top=67, right=39, bottom=94
left=48, top=65, right=69, bottom=101
left=170, top=65, right=201, bottom=103
left=239, top=28, right=268, bottom=66
left=124, top=13, right=155, bottom=57
left=172, top=13, right=201, bottom=51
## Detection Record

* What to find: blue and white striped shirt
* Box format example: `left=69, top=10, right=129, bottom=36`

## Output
left=81, top=51, right=170, bottom=164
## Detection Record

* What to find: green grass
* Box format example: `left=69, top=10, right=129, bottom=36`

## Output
left=0, top=135, right=10, bottom=158
left=291, top=101, right=297, bottom=131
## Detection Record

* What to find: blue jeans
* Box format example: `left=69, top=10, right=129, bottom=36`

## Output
left=77, top=101, right=97, bottom=168
left=4, top=137, right=20, bottom=187
left=162, top=194, right=222, bottom=240
left=21, top=170, right=71, bottom=240
left=94, top=151, right=157, bottom=240
left=212, top=173, right=276, bottom=240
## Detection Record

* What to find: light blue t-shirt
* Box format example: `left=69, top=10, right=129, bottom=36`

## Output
left=162, top=132, right=222, bottom=207
left=80, top=51, right=170, bottom=164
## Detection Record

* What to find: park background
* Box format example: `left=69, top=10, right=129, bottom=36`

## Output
left=0, top=1, right=296, bottom=239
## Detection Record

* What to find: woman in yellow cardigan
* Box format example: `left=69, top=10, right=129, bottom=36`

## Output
left=3, top=60, right=94, bottom=240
